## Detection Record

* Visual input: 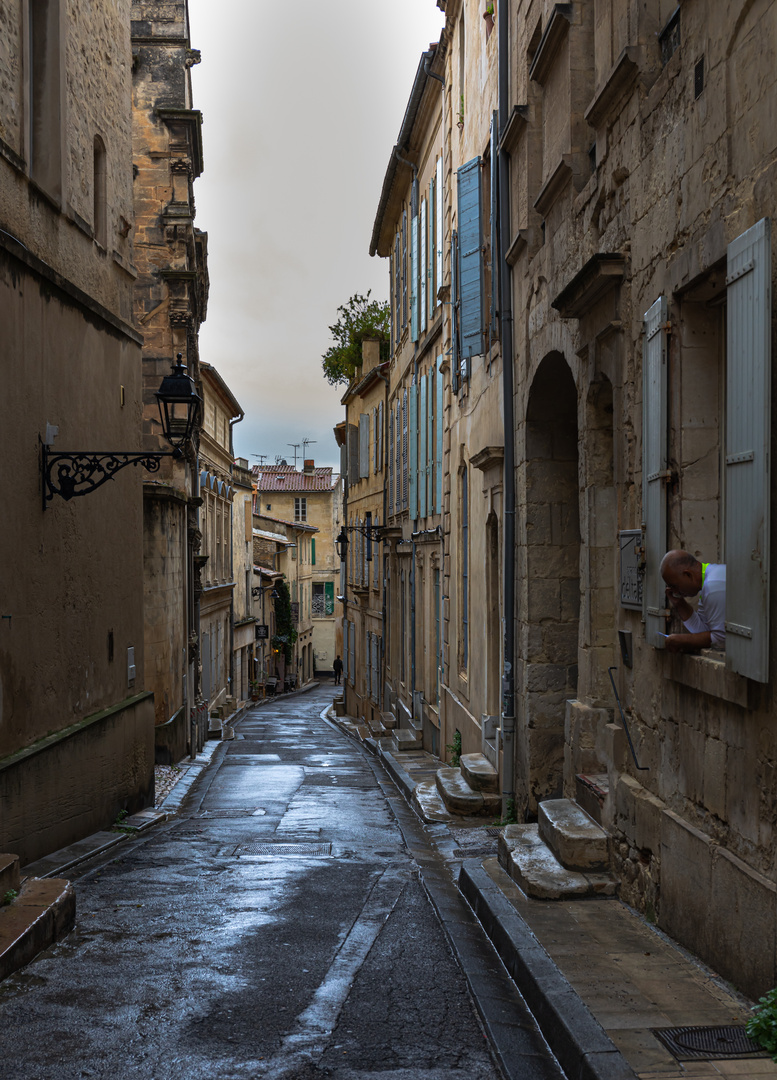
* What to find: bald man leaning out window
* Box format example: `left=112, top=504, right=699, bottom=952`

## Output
left=659, top=550, right=726, bottom=654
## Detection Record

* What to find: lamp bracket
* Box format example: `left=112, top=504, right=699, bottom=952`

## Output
left=42, top=447, right=178, bottom=506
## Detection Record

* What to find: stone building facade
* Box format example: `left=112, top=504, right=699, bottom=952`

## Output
left=231, top=457, right=256, bottom=704
left=336, top=340, right=389, bottom=730
left=132, top=0, right=208, bottom=763
left=0, top=0, right=153, bottom=864
left=364, top=0, right=777, bottom=997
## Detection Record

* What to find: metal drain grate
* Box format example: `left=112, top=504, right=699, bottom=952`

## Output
left=232, top=842, right=332, bottom=857
left=198, top=809, right=255, bottom=818
left=652, top=1025, right=767, bottom=1061
left=485, top=827, right=504, bottom=837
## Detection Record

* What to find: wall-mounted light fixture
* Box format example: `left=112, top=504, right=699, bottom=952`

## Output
left=42, top=355, right=201, bottom=506
left=335, top=511, right=385, bottom=561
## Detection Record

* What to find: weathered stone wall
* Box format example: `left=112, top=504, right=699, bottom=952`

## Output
left=143, top=487, right=187, bottom=726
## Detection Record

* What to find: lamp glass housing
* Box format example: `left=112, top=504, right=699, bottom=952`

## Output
left=155, top=356, right=201, bottom=451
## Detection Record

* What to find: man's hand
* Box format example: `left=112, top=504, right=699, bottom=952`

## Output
left=665, top=586, right=692, bottom=621
left=664, top=631, right=712, bottom=653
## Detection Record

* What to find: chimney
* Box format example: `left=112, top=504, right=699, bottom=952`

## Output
left=303, top=459, right=314, bottom=474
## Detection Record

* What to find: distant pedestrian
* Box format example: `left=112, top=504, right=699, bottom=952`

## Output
left=333, top=655, right=343, bottom=685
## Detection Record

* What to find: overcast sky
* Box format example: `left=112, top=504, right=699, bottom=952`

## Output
left=186, top=0, right=445, bottom=471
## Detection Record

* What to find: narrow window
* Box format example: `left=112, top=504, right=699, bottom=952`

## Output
left=29, top=0, right=62, bottom=199
left=93, top=135, right=107, bottom=247
left=295, top=497, right=307, bottom=522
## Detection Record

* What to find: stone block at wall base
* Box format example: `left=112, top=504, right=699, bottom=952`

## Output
left=659, top=808, right=777, bottom=1000
left=0, top=692, right=155, bottom=868
left=154, top=704, right=188, bottom=765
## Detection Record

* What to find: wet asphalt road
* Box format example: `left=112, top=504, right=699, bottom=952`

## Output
left=0, top=687, right=559, bottom=1080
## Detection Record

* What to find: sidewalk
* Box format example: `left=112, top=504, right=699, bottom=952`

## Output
left=329, top=714, right=774, bottom=1080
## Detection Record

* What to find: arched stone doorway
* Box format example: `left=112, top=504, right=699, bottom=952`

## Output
left=522, top=353, right=580, bottom=814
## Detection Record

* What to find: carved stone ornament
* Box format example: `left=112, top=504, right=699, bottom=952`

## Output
left=170, top=158, right=192, bottom=175
left=185, top=49, right=202, bottom=68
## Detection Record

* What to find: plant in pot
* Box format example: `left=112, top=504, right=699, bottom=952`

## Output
left=250, top=678, right=261, bottom=700
left=484, top=1, right=495, bottom=32
left=457, top=92, right=464, bottom=130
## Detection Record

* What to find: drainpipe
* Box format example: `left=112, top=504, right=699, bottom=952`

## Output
left=498, top=0, right=516, bottom=817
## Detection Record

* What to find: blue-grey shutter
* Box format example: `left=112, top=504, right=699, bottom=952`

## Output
left=388, top=408, right=394, bottom=514
left=366, top=631, right=371, bottom=700
left=371, top=634, right=379, bottom=701
left=643, top=297, right=669, bottom=648
left=409, top=382, right=418, bottom=519
left=726, top=217, right=771, bottom=682
left=396, top=402, right=402, bottom=510
left=359, top=413, right=369, bottom=479
left=372, top=406, right=378, bottom=474
left=378, top=401, right=383, bottom=474
left=419, top=375, right=427, bottom=518
left=451, top=229, right=460, bottom=393
left=401, top=211, right=408, bottom=328
left=490, top=111, right=499, bottom=338
left=436, top=157, right=443, bottom=301
left=426, top=367, right=434, bottom=511
left=420, top=198, right=427, bottom=333
left=457, top=156, right=484, bottom=362
left=402, top=391, right=408, bottom=508
left=436, top=355, right=444, bottom=513
left=394, top=233, right=401, bottom=336
left=348, top=423, right=359, bottom=488
left=410, top=211, right=419, bottom=342
left=429, top=177, right=436, bottom=314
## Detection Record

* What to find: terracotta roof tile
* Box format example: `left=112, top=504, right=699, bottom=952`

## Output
left=252, top=465, right=339, bottom=492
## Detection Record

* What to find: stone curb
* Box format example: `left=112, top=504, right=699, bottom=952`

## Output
left=377, top=745, right=418, bottom=803
left=0, top=877, right=76, bottom=983
left=459, top=860, right=638, bottom=1080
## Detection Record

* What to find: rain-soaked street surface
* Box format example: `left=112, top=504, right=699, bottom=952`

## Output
left=0, top=687, right=559, bottom=1080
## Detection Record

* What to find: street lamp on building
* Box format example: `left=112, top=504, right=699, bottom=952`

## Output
left=335, top=512, right=385, bottom=561
left=42, top=354, right=201, bottom=505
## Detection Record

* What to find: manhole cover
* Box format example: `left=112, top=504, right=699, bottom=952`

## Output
left=198, top=809, right=255, bottom=818
left=652, top=1026, right=766, bottom=1061
left=232, top=842, right=332, bottom=856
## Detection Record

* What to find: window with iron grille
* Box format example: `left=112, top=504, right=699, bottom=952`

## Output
left=295, top=497, right=307, bottom=522
left=312, top=582, right=335, bottom=617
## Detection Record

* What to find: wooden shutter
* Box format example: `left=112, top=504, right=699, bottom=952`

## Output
left=389, top=408, right=394, bottom=514
left=420, top=198, right=427, bottom=333
left=401, top=210, right=408, bottom=328
left=373, top=515, right=380, bottom=587
left=371, top=634, right=379, bottom=701
left=643, top=297, right=669, bottom=648
left=396, top=402, right=402, bottom=511
left=366, top=630, right=371, bottom=699
left=359, top=413, right=369, bottom=478
left=372, top=406, right=378, bottom=474
left=726, top=217, right=771, bottom=682
left=490, top=111, right=499, bottom=338
left=394, top=233, right=401, bottom=334
left=451, top=229, right=460, bottom=392
left=419, top=375, right=427, bottom=518
left=311, top=538, right=315, bottom=566
left=348, top=423, right=359, bottom=488
left=426, top=367, right=434, bottom=512
left=378, top=401, right=384, bottom=474
left=409, top=382, right=418, bottom=518
left=429, top=176, right=436, bottom=313
left=402, top=390, right=408, bottom=509
left=436, top=157, right=443, bottom=300
left=410, top=210, right=419, bottom=342
left=457, top=156, right=484, bottom=362
left=436, top=355, right=444, bottom=513
left=324, top=581, right=334, bottom=615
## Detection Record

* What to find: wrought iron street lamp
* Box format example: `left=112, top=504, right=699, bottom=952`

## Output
left=335, top=512, right=385, bottom=561
left=42, top=355, right=201, bottom=505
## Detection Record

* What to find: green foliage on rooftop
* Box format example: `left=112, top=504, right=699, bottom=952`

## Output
left=321, top=291, right=390, bottom=386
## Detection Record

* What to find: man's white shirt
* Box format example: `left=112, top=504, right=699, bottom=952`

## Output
left=682, top=563, right=726, bottom=648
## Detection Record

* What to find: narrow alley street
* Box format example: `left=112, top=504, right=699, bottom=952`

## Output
left=0, top=687, right=559, bottom=1080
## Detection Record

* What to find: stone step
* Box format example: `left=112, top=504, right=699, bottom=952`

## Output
left=538, top=798, right=609, bottom=871
left=367, top=716, right=386, bottom=738
left=460, top=752, right=499, bottom=794
left=575, top=772, right=609, bottom=826
left=380, top=711, right=398, bottom=730
left=498, top=824, right=618, bottom=900
left=412, top=780, right=457, bottom=824
left=390, top=728, right=422, bottom=752
left=436, top=767, right=502, bottom=817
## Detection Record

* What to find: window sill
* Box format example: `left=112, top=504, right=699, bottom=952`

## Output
left=663, top=651, right=750, bottom=708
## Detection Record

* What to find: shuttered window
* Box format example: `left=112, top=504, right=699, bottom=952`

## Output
left=419, top=375, right=427, bottom=518
left=395, top=402, right=402, bottom=512
left=373, top=515, right=380, bottom=588
left=490, top=111, right=499, bottom=338
left=402, top=390, right=408, bottom=509
left=348, top=423, right=359, bottom=488
left=401, top=210, right=408, bottom=329
left=409, top=382, right=418, bottom=519
left=642, top=296, right=669, bottom=648
left=410, top=209, right=419, bottom=342
left=725, top=217, right=771, bottom=682
left=349, top=621, right=355, bottom=684
left=394, top=233, right=401, bottom=338
left=420, top=198, right=427, bottom=333
left=427, top=367, right=434, bottom=512
left=359, top=413, right=369, bottom=479
left=429, top=176, right=436, bottom=314
left=324, top=581, right=334, bottom=615
left=366, top=630, right=372, bottom=700
left=436, top=356, right=444, bottom=513
left=372, top=407, right=378, bottom=474
left=388, top=408, right=394, bottom=514
left=457, top=156, right=485, bottom=362
left=451, top=229, right=460, bottom=392
left=371, top=634, right=379, bottom=702
left=436, top=157, right=443, bottom=300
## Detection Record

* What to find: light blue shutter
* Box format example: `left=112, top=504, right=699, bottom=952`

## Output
left=359, top=413, right=369, bottom=478
left=372, top=406, right=378, bottom=474
left=420, top=198, right=427, bottom=333
left=726, top=217, right=771, bottom=682
left=426, top=368, right=433, bottom=511
left=411, top=212, right=419, bottom=342
left=429, top=177, right=436, bottom=313
left=378, top=401, right=383, bottom=474
left=457, top=156, right=484, bottom=362
left=436, top=355, right=444, bottom=513
left=402, top=391, right=408, bottom=508
left=490, top=111, right=499, bottom=337
left=419, top=375, right=427, bottom=518
left=396, top=402, right=402, bottom=510
left=436, top=157, right=443, bottom=298
left=451, top=230, right=459, bottom=392
left=409, top=382, right=418, bottom=518
left=388, top=408, right=394, bottom=514
left=643, top=297, right=669, bottom=648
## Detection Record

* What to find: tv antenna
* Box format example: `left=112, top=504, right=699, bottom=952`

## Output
left=302, top=438, right=317, bottom=457
left=287, top=443, right=300, bottom=466
left=252, top=454, right=267, bottom=466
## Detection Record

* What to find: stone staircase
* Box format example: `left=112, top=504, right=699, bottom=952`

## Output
left=434, top=753, right=501, bottom=816
left=498, top=798, right=617, bottom=900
